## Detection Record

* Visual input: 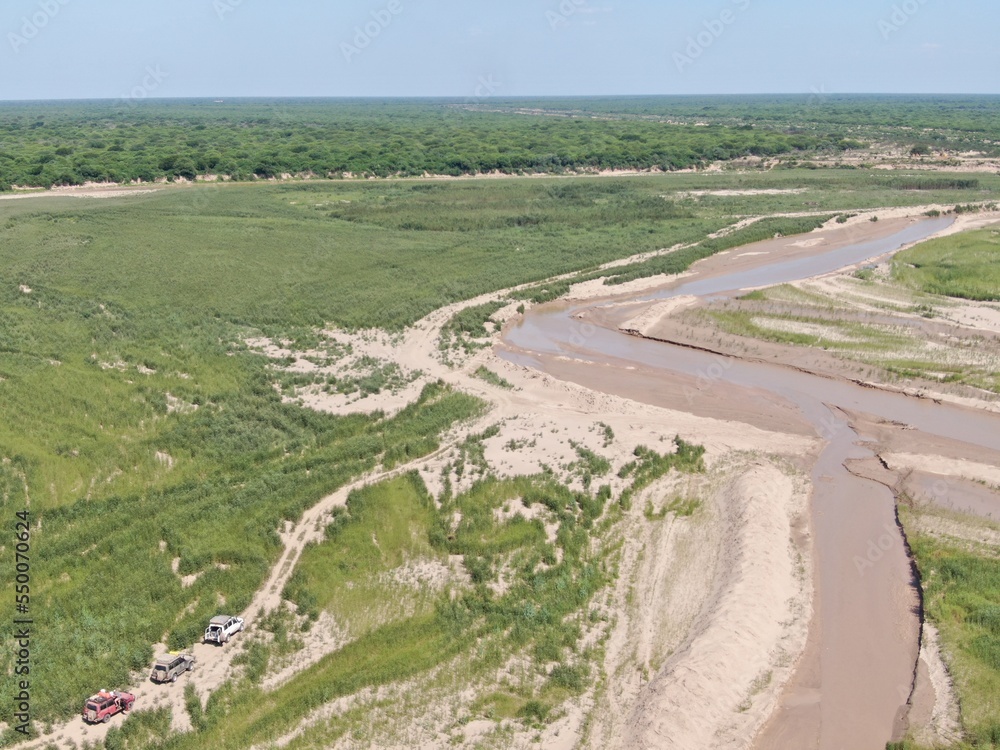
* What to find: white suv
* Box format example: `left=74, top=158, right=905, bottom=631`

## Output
left=203, top=615, right=244, bottom=645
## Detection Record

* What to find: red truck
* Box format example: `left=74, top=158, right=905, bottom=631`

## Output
left=82, top=690, right=135, bottom=724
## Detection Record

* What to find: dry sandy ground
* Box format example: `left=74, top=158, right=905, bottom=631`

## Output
left=586, top=460, right=812, bottom=750
left=0, top=185, right=161, bottom=200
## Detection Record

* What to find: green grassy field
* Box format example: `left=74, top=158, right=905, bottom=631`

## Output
left=94, top=467, right=599, bottom=750
left=0, top=176, right=701, bottom=734
left=0, top=378, right=483, bottom=733
left=892, top=506, right=1000, bottom=750
left=894, top=227, right=1000, bottom=301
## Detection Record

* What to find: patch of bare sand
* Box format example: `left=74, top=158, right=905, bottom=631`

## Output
left=0, top=187, right=160, bottom=201
left=678, top=188, right=808, bottom=198
left=884, top=453, right=1000, bottom=490
left=586, top=472, right=717, bottom=748
left=924, top=298, right=1000, bottom=335
left=907, top=622, right=963, bottom=748
left=612, top=462, right=811, bottom=750
left=565, top=272, right=697, bottom=302
left=619, top=296, right=700, bottom=337
left=246, top=328, right=431, bottom=418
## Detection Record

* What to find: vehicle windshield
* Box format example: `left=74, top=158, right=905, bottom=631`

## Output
left=85, top=703, right=98, bottom=711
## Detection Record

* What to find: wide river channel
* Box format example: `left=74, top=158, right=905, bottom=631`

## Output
left=499, top=217, right=1000, bottom=749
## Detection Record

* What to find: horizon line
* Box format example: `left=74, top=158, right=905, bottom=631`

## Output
left=2, top=92, right=1000, bottom=105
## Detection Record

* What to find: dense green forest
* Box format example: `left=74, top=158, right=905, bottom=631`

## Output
left=472, top=94, right=1000, bottom=152
left=4, top=95, right=997, bottom=189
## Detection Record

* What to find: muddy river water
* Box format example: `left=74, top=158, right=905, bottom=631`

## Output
left=500, top=217, right=1000, bottom=749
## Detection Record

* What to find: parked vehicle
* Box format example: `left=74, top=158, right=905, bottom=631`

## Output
left=203, top=615, right=244, bottom=645
left=150, top=652, right=196, bottom=683
left=82, top=690, right=135, bottom=724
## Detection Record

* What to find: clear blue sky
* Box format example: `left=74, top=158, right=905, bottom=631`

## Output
left=1, top=0, right=996, bottom=100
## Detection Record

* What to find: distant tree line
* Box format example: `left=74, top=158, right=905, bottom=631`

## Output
left=0, top=99, right=854, bottom=190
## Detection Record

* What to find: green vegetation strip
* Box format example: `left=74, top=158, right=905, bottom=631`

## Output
left=894, top=227, right=1000, bottom=302
left=474, top=366, right=514, bottom=390
left=891, top=509, right=1000, bottom=749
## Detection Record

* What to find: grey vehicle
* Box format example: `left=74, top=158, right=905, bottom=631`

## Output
left=203, top=615, right=244, bottom=645
left=150, top=653, right=196, bottom=684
